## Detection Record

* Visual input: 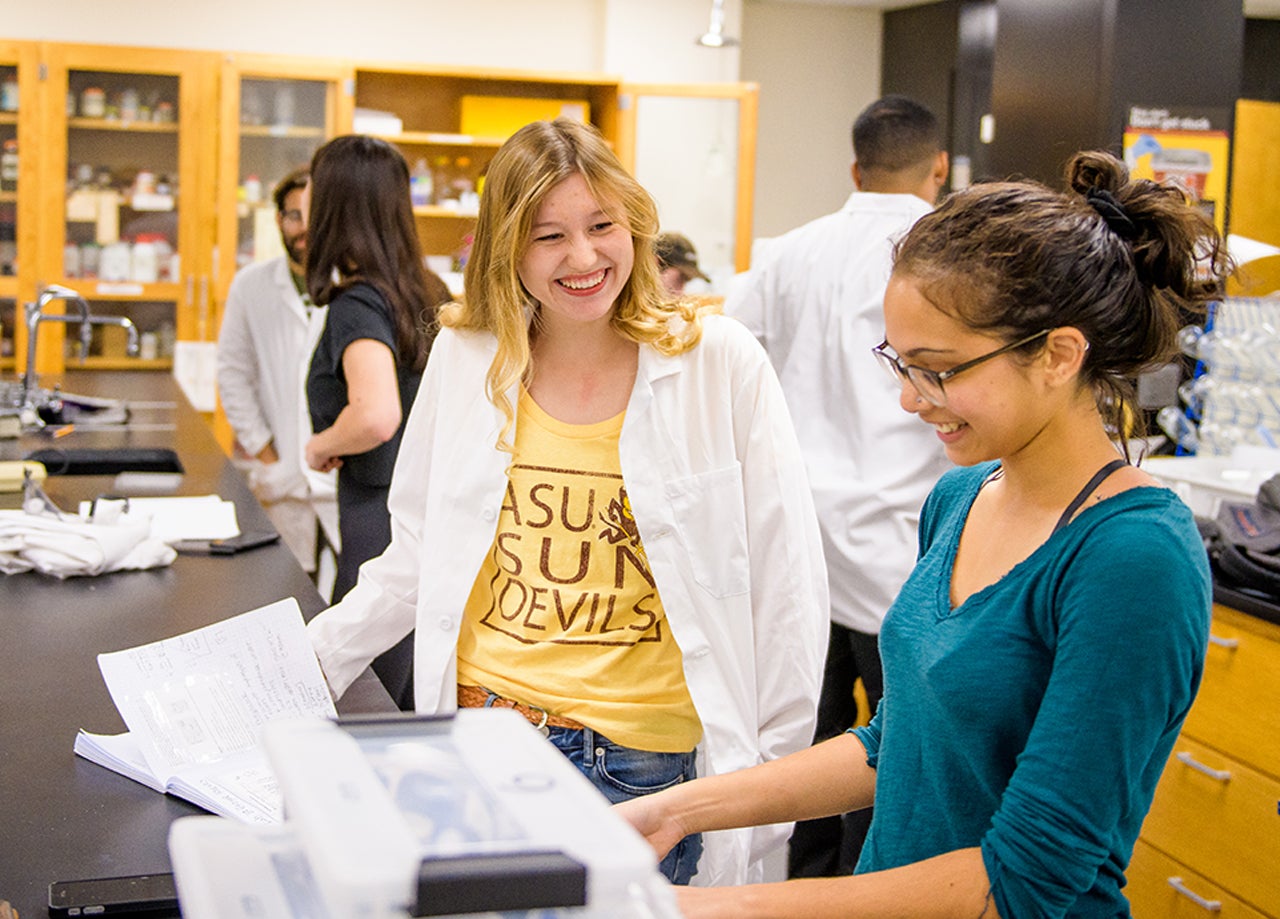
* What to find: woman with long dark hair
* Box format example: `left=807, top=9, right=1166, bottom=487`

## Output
left=303, top=134, right=449, bottom=708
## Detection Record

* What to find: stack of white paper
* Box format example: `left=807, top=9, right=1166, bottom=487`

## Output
left=74, top=598, right=337, bottom=824
left=77, top=494, right=239, bottom=543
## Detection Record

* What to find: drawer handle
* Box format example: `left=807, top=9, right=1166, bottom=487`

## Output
left=1176, top=751, right=1232, bottom=782
left=1207, top=633, right=1239, bottom=649
left=1168, top=876, right=1222, bottom=911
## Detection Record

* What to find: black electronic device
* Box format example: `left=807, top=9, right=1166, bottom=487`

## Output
left=207, top=529, right=281, bottom=555
left=173, top=529, right=280, bottom=556
left=47, top=872, right=179, bottom=917
left=24, top=447, right=184, bottom=477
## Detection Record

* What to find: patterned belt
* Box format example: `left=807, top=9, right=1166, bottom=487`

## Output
left=456, top=683, right=586, bottom=731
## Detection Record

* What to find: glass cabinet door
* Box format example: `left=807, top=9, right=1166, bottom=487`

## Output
left=215, top=55, right=353, bottom=325
left=0, top=41, right=37, bottom=375
left=34, top=43, right=216, bottom=374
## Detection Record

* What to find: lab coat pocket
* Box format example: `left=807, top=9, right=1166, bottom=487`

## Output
left=665, top=463, right=750, bottom=599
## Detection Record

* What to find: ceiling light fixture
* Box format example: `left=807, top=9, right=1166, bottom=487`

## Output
left=696, top=0, right=739, bottom=48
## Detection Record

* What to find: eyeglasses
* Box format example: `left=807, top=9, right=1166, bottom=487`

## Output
left=280, top=209, right=305, bottom=225
left=871, top=329, right=1052, bottom=407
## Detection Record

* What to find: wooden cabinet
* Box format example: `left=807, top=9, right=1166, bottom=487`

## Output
left=1128, top=604, right=1280, bottom=918
left=213, top=53, right=354, bottom=331
left=1128, top=839, right=1271, bottom=918
left=347, top=63, right=621, bottom=271
left=25, top=43, right=218, bottom=375
left=0, top=40, right=39, bottom=374
left=7, top=43, right=756, bottom=386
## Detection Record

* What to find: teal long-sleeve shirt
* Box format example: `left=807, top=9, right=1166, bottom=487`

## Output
left=852, top=462, right=1210, bottom=917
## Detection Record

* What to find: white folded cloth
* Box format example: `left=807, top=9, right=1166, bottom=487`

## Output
left=0, top=509, right=177, bottom=578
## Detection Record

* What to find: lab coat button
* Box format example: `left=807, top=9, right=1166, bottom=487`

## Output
left=438, top=616, right=453, bottom=630
left=482, top=507, right=496, bottom=522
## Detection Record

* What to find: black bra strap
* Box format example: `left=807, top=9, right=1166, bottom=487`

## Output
left=1053, top=458, right=1129, bottom=534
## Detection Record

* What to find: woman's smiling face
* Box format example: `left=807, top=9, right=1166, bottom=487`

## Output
left=883, top=273, right=1051, bottom=467
left=518, top=172, right=635, bottom=332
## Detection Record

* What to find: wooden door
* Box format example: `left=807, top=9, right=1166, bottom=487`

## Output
left=617, top=82, right=759, bottom=281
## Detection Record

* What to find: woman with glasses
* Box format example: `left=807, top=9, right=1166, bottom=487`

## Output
left=618, top=149, right=1227, bottom=917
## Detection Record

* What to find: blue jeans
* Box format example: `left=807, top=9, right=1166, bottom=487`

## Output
left=544, top=724, right=703, bottom=885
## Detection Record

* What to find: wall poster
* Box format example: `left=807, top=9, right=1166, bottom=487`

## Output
left=1123, top=105, right=1231, bottom=234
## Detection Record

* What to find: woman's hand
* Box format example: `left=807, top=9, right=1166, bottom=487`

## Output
left=614, top=791, right=689, bottom=862
left=305, top=434, right=343, bottom=473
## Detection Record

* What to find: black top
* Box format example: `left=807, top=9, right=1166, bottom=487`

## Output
left=307, top=281, right=423, bottom=489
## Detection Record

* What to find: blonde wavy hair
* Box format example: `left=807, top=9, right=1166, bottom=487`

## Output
left=441, top=117, right=714, bottom=450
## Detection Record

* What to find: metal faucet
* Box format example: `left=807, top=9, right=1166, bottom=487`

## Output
left=22, top=284, right=140, bottom=408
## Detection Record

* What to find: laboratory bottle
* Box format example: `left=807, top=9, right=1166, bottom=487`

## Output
left=1157, top=405, right=1199, bottom=453
left=0, top=139, right=16, bottom=192
left=410, top=158, right=434, bottom=207
left=0, top=75, right=17, bottom=112
left=432, top=156, right=455, bottom=205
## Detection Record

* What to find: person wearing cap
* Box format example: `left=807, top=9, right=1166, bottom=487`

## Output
left=655, top=231, right=710, bottom=295
left=725, top=95, right=951, bottom=878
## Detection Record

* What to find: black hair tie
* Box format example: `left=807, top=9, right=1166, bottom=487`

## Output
left=1085, top=187, right=1138, bottom=241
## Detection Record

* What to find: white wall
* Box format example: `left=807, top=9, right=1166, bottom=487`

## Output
left=0, top=0, right=746, bottom=83
left=741, top=0, right=884, bottom=239
left=603, top=0, right=744, bottom=82
left=2, top=0, right=607, bottom=72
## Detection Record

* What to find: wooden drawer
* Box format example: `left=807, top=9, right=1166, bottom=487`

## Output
left=1139, top=735, right=1280, bottom=916
left=1181, top=605, right=1280, bottom=779
left=1128, top=839, right=1273, bottom=918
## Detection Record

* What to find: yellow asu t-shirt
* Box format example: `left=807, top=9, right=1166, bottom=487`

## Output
left=456, top=389, right=702, bottom=753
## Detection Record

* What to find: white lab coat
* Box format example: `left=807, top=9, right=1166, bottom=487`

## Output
left=727, top=191, right=952, bottom=635
left=216, top=256, right=338, bottom=567
left=308, top=314, right=830, bottom=885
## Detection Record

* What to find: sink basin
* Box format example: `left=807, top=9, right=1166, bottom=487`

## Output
left=23, top=446, right=184, bottom=476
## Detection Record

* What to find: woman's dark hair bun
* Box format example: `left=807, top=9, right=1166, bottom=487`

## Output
left=1065, top=150, right=1227, bottom=300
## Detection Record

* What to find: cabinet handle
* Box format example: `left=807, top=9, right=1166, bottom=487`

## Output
left=1176, top=751, right=1232, bottom=782
left=1167, top=876, right=1222, bottom=911
left=1207, top=633, right=1239, bottom=649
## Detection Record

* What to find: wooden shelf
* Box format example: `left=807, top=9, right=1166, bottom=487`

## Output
left=77, top=356, right=172, bottom=371
left=376, top=130, right=506, bottom=148
left=239, top=123, right=325, bottom=139
left=412, top=205, right=479, bottom=219
left=55, top=279, right=183, bottom=300
left=67, top=116, right=179, bottom=133
left=0, top=112, right=16, bottom=125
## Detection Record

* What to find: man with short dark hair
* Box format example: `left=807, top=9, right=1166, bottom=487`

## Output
left=726, top=95, right=953, bottom=878
left=217, top=167, right=339, bottom=584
